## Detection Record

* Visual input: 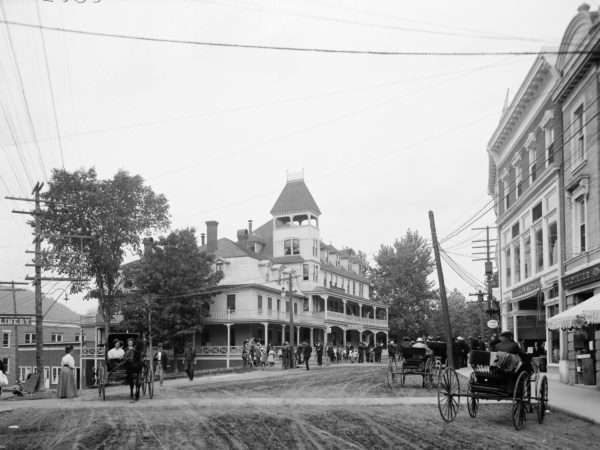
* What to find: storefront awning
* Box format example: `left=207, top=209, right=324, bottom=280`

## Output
left=547, top=294, right=600, bottom=330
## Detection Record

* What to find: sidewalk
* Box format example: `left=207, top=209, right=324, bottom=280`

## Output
left=457, top=367, right=600, bottom=426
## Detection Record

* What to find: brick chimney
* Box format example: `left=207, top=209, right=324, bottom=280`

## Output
left=200, top=233, right=206, bottom=246
left=248, top=219, right=253, bottom=235
left=206, top=221, right=218, bottom=253
left=237, top=229, right=248, bottom=248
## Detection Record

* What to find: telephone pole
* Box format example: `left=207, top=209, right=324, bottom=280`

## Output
left=0, top=281, right=28, bottom=381
left=7, top=184, right=89, bottom=390
left=429, top=211, right=454, bottom=369
left=472, top=226, right=499, bottom=322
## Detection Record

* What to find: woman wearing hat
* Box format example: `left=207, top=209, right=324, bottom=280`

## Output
left=57, top=345, right=78, bottom=398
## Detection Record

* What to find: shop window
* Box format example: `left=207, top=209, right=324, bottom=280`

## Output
left=574, top=196, right=586, bottom=254
left=1, top=358, right=7, bottom=374
left=51, top=367, right=60, bottom=384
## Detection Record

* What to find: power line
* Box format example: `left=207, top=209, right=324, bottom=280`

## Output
left=35, top=1, right=65, bottom=169
left=0, top=6, right=47, bottom=183
left=0, top=19, right=591, bottom=57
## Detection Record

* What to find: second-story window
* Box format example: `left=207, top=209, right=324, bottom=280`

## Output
left=303, top=264, right=309, bottom=281
left=216, top=262, right=223, bottom=273
left=227, top=294, right=236, bottom=312
left=505, top=247, right=511, bottom=287
left=572, top=104, right=585, bottom=169
left=323, top=272, right=327, bottom=287
left=313, top=240, right=318, bottom=257
left=25, top=333, right=36, bottom=344
left=284, top=239, right=300, bottom=255
left=574, top=196, right=587, bottom=254
left=51, top=334, right=63, bottom=343
left=2, top=332, right=9, bottom=348
left=313, top=265, right=318, bottom=282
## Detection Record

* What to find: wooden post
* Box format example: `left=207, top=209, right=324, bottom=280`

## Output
left=429, top=211, right=454, bottom=369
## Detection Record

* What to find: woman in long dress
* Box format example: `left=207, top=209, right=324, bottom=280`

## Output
left=57, top=345, right=77, bottom=398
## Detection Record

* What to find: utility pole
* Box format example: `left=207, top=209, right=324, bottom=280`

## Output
left=288, top=270, right=295, bottom=369
left=429, top=211, right=454, bottom=369
left=468, top=290, right=487, bottom=338
left=7, top=184, right=89, bottom=391
left=472, top=226, right=498, bottom=318
left=0, top=281, right=28, bottom=382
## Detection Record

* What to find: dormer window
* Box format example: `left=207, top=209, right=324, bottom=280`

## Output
left=284, top=239, right=300, bottom=255
left=216, top=262, right=223, bottom=272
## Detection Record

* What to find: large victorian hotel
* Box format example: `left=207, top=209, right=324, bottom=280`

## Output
left=196, top=172, right=389, bottom=369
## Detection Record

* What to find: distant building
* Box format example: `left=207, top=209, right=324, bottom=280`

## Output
left=0, top=290, right=81, bottom=388
left=196, top=171, right=389, bottom=369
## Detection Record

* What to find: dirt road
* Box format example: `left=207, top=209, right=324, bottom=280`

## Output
left=0, top=364, right=598, bottom=449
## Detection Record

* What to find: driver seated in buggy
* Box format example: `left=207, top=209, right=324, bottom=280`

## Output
left=107, top=339, right=125, bottom=370
left=493, top=330, right=532, bottom=374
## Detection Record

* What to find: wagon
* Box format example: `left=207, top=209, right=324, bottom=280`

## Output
left=386, top=347, right=438, bottom=389
left=437, top=350, right=549, bottom=430
left=95, top=333, right=154, bottom=401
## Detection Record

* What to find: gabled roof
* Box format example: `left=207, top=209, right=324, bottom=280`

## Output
left=252, top=219, right=274, bottom=258
left=0, top=290, right=80, bottom=323
left=270, top=179, right=321, bottom=216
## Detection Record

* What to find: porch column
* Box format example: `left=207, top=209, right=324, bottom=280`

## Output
left=297, top=326, right=301, bottom=345
left=343, top=299, right=347, bottom=316
left=310, top=327, right=314, bottom=347
left=225, top=323, right=232, bottom=369
left=323, top=295, right=329, bottom=320
left=513, top=315, right=518, bottom=341
left=343, top=327, right=347, bottom=347
left=359, top=303, right=363, bottom=320
left=263, top=322, right=269, bottom=345
left=282, top=324, right=286, bottom=344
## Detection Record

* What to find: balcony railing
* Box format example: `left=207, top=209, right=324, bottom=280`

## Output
left=205, top=309, right=387, bottom=328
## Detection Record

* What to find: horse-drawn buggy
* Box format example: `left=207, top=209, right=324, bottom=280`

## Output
left=387, top=347, right=438, bottom=389
left=95, top=333, right=155, bottom=401
left=437, top=350, right=549, bottom=430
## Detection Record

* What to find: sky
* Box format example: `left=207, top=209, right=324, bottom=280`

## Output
left=0, top=0, right=594, bottom=314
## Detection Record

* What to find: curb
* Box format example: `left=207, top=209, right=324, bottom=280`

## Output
left=547, top=404, right=600, bottom=426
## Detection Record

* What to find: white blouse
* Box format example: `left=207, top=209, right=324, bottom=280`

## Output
left=61, top=353, right=75, bottom=369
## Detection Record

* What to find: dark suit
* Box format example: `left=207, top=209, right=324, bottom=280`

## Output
left=315, top=343, right=323, bottom=366
left=303, top=345, right=312, bottom=370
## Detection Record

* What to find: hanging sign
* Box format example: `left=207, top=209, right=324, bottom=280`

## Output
left=487, top=319, right=499, bottom=329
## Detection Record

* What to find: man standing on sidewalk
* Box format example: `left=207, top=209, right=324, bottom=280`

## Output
left=184, top=343, right=196, bottom=381
left=154, top=343, right=168, bottom=386
left=302, top=341, right=312, bottom=370
left=315, top=341, right=323, bottom=366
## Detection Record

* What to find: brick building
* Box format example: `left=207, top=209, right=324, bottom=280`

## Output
left=0, top=290, right=81, bottom=388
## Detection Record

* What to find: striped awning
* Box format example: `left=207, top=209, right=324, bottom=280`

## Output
left=547, top=294, right=600, bottom=330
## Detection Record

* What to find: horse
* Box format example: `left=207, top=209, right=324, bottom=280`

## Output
left=123, top=339, right=146, bottom=402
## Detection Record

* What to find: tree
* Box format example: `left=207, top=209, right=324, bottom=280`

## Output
left=369, top=230, right=437, bottom=338
left=430, top=289, right=487, bottom=340
left=120, top=228, right=223, bottom=350
left=39, top=168, right=170, bottom=341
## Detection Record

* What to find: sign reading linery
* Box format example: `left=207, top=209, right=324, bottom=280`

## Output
left=0, top=315, right=34, bottom=326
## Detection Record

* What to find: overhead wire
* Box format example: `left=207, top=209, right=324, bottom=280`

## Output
left=0, top=3, right=47, bottom=182
left=35, top=1, right=65, bottom=169
left=0, top=18, right=590, bottom=57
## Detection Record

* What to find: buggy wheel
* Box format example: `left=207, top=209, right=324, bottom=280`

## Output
left=512, top=371, right=530, bottom=431
left=437, top=368, right=460, bottom=423
left=424, top=358, right=434, bottom=390
left=537, top=375, right=548, bottom=424
left=467, top=373, right=479, bottom=418
left=386, top=359, right=397, bottom=388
